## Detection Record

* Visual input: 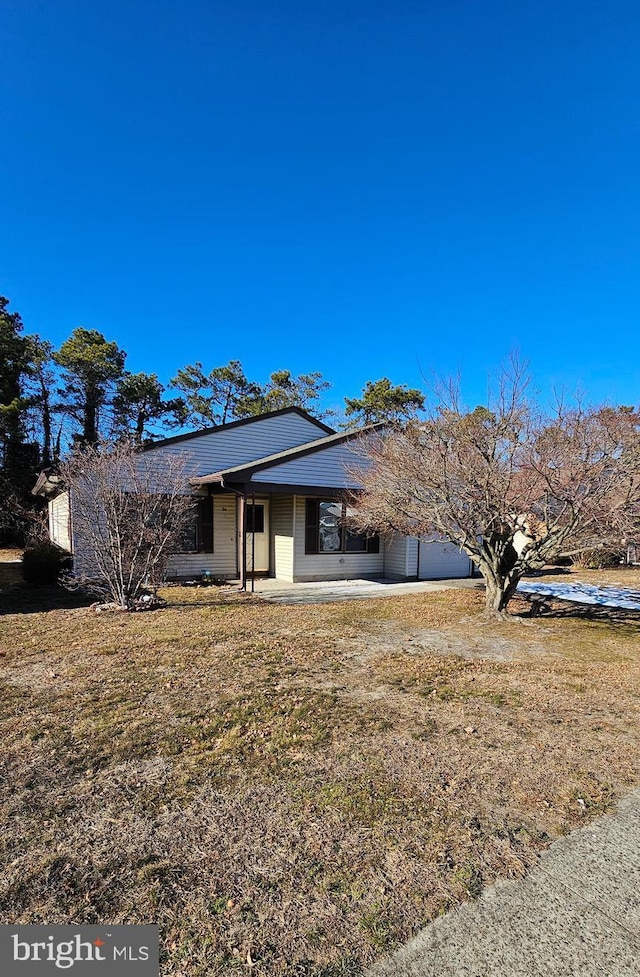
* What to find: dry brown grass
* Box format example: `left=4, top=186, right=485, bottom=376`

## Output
left=1, top=565, right=639, bottom=976
left=0, top=548, right=22, bottom=560
left=0, top=550, right=22, bottom=589
left=546, top=566, right=640, bottom=588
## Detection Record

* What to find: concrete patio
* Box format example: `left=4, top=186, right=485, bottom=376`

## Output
left=234, top=576, right=484, bottom=603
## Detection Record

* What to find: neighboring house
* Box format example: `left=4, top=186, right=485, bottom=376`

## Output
left=32, top=470, right=73, bottom=553
left=35, top=407, right=473, bottom=585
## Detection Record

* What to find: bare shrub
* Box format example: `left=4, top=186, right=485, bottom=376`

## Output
left=21, top=541, right=65, bottom=585
left=61, top=442, right=195, bottom=608
left=571, top=547, right=625, bottom=570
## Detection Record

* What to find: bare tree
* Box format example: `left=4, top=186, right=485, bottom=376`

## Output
left=61, top=442, right=195, bottom=608
left=350, top=363, right=640, bottom=615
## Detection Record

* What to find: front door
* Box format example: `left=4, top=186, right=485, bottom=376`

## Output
left=240, top=499, right=270, bottom=573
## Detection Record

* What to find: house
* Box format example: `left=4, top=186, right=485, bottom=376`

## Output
left=37, top=407, right=473, bottom=586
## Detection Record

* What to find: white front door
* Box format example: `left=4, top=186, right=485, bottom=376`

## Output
left=240, top=499, right=270, bottom=573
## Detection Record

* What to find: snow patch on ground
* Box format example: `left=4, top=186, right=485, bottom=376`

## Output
left=517, top=580, right=640, bottom=611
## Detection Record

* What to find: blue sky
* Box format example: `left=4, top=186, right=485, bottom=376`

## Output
left=2, top=0, right=639, bottom=416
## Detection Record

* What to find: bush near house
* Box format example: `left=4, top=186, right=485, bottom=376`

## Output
left=21, top=541, right=65, bottom=585
left=572, top=546, right=626, bottom=569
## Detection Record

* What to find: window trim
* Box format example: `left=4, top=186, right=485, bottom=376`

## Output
left=304, top=498, right=379, bottom=555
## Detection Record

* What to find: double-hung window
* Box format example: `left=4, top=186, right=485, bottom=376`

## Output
left=180, top=497, right=214, bottom=553
left=305, top=499, right=379, bottom=555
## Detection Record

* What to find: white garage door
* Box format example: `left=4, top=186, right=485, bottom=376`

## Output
left=418, top=537, right=471, bottom=580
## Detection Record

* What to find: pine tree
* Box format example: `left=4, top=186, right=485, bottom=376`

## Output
left=54, top=328, right=126, bottom=444
left=344, top=378, right=424, bottom=425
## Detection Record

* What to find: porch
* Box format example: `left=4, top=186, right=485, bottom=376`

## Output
left=166, top=491, right=387, bottom=586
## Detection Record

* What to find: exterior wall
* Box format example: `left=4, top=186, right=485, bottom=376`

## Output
left=68, top=487, right=98, bottom=578
left=48, top=491, right=72, bottom=553
left=67, top=489, right=238, bottom=582
left=270, top=495, right=295, bottom=581
left=382, top=533, right=408, bottom=578
left=382, top=533, right=471, bottom=581
left=292, top=496, right=385, bottom=582
left=145, top=412, right=330, bottom=478
left=166, top=494, right=237, bottom=579
left=250, top=438, right=372, bottom=490
left=406, top=537, right=419, bottom=576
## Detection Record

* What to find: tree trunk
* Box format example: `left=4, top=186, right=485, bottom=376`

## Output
left=481, top=566, right=522, bottom=616
left=84, top=401, right=98, bottom=445
left=39, top=379, right=52, bottom=467
left=135, top=411, right=145, bottom=445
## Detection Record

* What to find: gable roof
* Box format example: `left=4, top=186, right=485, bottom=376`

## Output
left=191, top=423, right=385, bottom=486
left=142, top=406, right=334, bottom=451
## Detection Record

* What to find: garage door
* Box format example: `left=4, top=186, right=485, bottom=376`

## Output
left=418, top=537, right=471, bottom=580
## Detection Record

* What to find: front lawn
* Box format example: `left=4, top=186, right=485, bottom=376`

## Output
left=1, top=567, right=639, bottom=975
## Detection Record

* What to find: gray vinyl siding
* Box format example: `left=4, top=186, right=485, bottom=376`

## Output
left=270, top=495, right=295, bottom=581
left=68, top=489, right=98, bottom=577
left=145, top=413, right=330, bottom=477
left=166, top=494, right=237, bottom=579
left=49, top=492, right=72, bottom=552
left=251, top=440, right=371, bottom=489
left=292, top=496, right=384, bottom=581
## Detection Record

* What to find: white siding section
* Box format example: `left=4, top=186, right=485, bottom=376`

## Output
left=166, top=494, right=237, bottom=579
left=417, top=535, right=472, bottom=580
left=49, top=492, right=72, bottom=552
left=145, top=413, right=330, bottom=477
left=383, top=534, right=412, bottom=579
left=406, top=537, right=419, bottom=576
left=382, top=534, right=420, bottom=579
left=70, top=492, right=238, bottom=582
left=270, top=495, right=294, bottom=581
left=292, top=497, right=384, bottom=581
left=251, top=438, right=372, bottom=489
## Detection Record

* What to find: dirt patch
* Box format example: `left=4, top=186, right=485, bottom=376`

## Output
left=346, top=618, right=551, bottom=663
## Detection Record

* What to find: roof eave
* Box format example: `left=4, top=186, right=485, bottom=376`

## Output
left=32, top=470, right=62, bottom=497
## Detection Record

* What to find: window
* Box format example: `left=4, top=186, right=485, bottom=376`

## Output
left=245, top=503, right=265, bottom=534
left=180, top=497, right=214, bottom=553
left=305, top=499, right=379, bottom=555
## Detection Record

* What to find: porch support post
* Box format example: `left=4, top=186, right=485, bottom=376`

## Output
left=251, top=492, right=256, bottom=593
left=239, top=493, right=247, bottom=591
